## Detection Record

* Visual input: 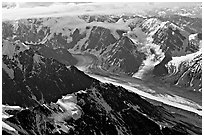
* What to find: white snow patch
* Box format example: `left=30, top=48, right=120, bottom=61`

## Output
left=133, top=43, right=165, bottom=79
left=168, top=50, right=201, bottom=68
left=2, top=105, right=21, bottom=110
left=2, top=121, right=17, bottom=133
left=189, top=33, right=198, bottom=41
left=178, top=12, right=192, bottom=16
left=53, top=94, right=82, bottom=122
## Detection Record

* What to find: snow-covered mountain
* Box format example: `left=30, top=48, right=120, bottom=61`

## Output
left=158, top=15, right=202, bottom=34
left=164, top=50, right=201, bottom=92
left=152, top=32, right=202, bottom=92
left=2, top=14, right=201, bottom=91
left=2, top=4, right=202, bottom=134
left=146, top=3, right=202, bottom=18
left=3, top=37, right=202, bottom=135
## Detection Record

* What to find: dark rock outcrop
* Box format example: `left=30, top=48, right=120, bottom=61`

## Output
left=103, top=36, right=146, bottom=75
left=153, top=50, right=172, bottom=76
left=2, top=15, right=202, bottom=134
left=3, top=82, right=201, bottom=135
left=2, top=40, right=96, bottom=107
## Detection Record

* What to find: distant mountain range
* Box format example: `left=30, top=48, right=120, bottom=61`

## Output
left=3, top=12, right=202, bottom=91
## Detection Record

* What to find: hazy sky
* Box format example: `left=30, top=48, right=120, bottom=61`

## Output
left=2, top=2, right=201, bottom=20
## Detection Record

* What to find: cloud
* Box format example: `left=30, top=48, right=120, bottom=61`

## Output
left=2, top=2, right=201, bottom=20
left=17, top=2, right=54, bottom=8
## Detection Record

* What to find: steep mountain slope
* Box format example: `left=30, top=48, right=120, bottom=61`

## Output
left=164, top=51, right=202, bottom=92
left=152, top=33, right=202, bottom=92
left=2, top=16, right=143, bottom=75
left=2, top=38, right=202, bottom=135
left=2, top=12, right=202, bottom=135
left=80, top=26, right=117, bottom=53
left=128, top=17, right=201, bottom=92
left=158, top=15, right=202, bottom=34
left=2, top=16, right=189, bottom=65
left=103, top=36, right=146, bottom=75
left=24, top=42, right=77, bottom=65
left=2, top=40, right=95, bottom=107
left=3, top=82, right=202, bottom=135
left=2, top=14, right=202, bottom=90
left=132, top=18, right=190, bottom=56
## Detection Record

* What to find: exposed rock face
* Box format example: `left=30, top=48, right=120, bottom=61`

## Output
left=153, top=50, right=172, bottom=76
left=3, top=39, right=201, bottom=135
left=153, top=50, right=202, bottom=91
left=79, top=15, right=120, bottom=23
left=2, top=15, right=196, bottom=75
left=152, top=31, right=202, bottom=92
left=2, top=14, right=202, bottom=135
left=3, top=83, right=201, bottom=135
left=81, top=26, right=117, bottom=52
left=25, top=42, right=77, bottom=65
left=2, top=14, right=202, bottom=91
left=103, top=36, right=146, bottom=75
left=158, top=15, right=202, bottom=33
left=187, top=33, right=202, bottom=52
left=2, top=40, right=95, bottom=107
left=165, top=51, right=202, bottom=92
